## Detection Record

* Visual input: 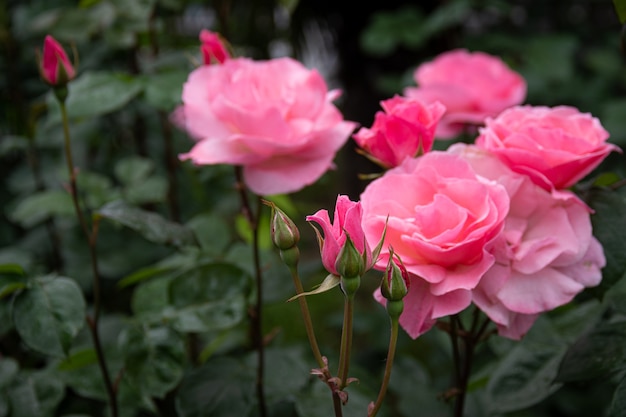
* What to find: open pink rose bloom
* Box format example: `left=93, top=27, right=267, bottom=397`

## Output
left=405, top=49, right=526, bottom=139
left=177, top=57, right=356, bottom=195
left=476, top=105, right=620, bottom=190
left=449, top=144, right=606, bottom=339
left=361, top=151, right=510, bottom=338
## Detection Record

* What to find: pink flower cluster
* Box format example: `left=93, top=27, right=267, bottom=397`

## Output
left=171, top=32, right=615, bottom=340
left=353, top=53, right=615, bottom=339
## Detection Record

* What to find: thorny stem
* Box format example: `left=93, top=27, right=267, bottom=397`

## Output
left=234, top=167, right=267, bottom=417
left=58, top=98, right=118, bottom=417
left=369, top=317, right=399, bottom=417
left=337, top=295, right=355, bottom=390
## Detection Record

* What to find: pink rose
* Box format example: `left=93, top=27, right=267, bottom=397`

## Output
left=475, top=105, right=619, bottom=191
left=404, top=49, right=526, bottom=139
left=40, top=35, right=76, bottom=86
left=361, top=152, right=510, bottom=338
left=199, top=29, right=229, bottom=64
left=352, top=96, right=445, bottom=168
left=450, top=144, right=606, bottom=339
left=176, top=57, right=357, bottom=195
left=307, top=195, right=372, bottom=276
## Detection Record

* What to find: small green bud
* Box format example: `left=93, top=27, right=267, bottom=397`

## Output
left=335, top=235, right=364, bottom=279
left=267, top=201, right=300, bottom=250
left=380, top=249, right=410, bottom=302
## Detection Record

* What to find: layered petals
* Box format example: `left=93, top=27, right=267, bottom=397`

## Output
left=450, top=144, right=606, bottom=339
left=176, top=51, right=357, bottom=195
left=361, top=151, right=510, bottom=338
left=475, top=105, right=619, bottom=190
left=404, top=49, right=526, bottom=139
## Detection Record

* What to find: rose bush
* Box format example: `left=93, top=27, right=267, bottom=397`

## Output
left=307, top=195, right=372, bottom=276
left=176, top=57, right=357, bottom=195
left=404, top=49, right=526, bottom=139
left=475, top=105, right=619, bottom=191
left=450, top=144, right=606, bottom=339
left=352, top=95, right=445, bottom=168
left=361, top=152, right=510, bottom=338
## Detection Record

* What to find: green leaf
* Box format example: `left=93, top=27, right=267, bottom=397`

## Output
left=58, top=316, right=126, bottom=402
left=175, top=356, right=255, bottom=417
left=0, top=264, right=24, bottom=276
left=118, top=247, right=204, bottom=288
left=186, top=213, right=232, bottom=254
left=262, top=347, right=310, bottom=404
left=609, top=374, right=626, bottom=417
left=98, top=200, right=197, bottom=248
left=124, top=176, right=168, bottom=205
left=287, top=273, right=340, bottom=301
left=9, top=190, right=74, bottom=227
left=0, top=135, right=28, bottom=156
left=131, top=275, right=172, bottom=318
left=421, top=0, right=471, bottom=38
left=168, top=263, right=251, bottom=333
left=388, top=356, right=449, bottom=417
left=114, top=156, right=154, bottom=186
left=75, top=171, right=117, bottom=209
left=586, top=187, right=626, bottom=295
left=614, top=0, right=626, bottom=23
left=46, top=71, right=143, bottom=124
left=556, top=321, right=626, bottom=382
left=8, top=370, right=66, bottom=417
left=0, top=279, right=26, bottom=299
left=0, top=265, right=27, bottom=300
left=141, top=70, right=187, bottom=111
left=13, top=276, right=86, bottom=357
left=0, top=358, right=19, bottom=389
left=119, top=324, right=185, bottom=399
left=57, top=349, right=98, bottom=371
left=359, top=12, right=402, bottom=56
left=486, top=342, right=565, bottom=413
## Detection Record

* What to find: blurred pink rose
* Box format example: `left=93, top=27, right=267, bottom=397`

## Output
left=40, top=35, right=76, bottom=86
left=450, top=144, right=605, bottom=339
left=476, top=105, right=619, bottom=191
left=352, top=96, right=445, bottom=168
left=307, top=195, right=372, bottom=276
left=199, top=29, right=229, bottom=64
left=176, top=57, right=356, bottom=195
left=361, top=152, right=510, bottom=338
left=404, top=49, right=526, bottom=139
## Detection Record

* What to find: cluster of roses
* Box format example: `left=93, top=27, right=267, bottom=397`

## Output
left=42, top=30, right=618, bottom=341
left=174, top=31, right=618, bottom=340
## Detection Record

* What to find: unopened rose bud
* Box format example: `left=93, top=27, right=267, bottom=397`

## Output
left=381, top=250, right=410, bottom=302
left=268, top=202, right=300, bottom=251
left=335, top=235, right=364, bottom=279
left=39, top=35, right=76, bottom=86
left=199, top=29, right=230, bottom=65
